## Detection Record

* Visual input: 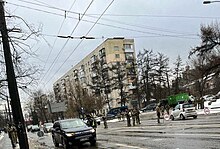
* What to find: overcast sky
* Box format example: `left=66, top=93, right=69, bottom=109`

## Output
left=4, top=0, right=220, bottom=100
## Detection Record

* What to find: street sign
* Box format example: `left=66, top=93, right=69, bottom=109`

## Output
left=49, top=101, right=67, bottom=113
left=204, top=107, right=210, bottom=115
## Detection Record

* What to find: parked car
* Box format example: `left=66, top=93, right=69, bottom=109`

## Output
left=170, top=103, right=197, bottom=120
left=27, top=125, right=32, bottom=132
left=204, top=99, right=220, bottom=109
left=43, top=122, right=53, bottom=133
left=140, top=103, right=157, bottom=112
left=202, top=94, right=215, bottom=101
left=51, top=118, right=96, bottom=148
left=106, top=106, right=128, bottom=120
left=31, top=125, right=40, bottom=132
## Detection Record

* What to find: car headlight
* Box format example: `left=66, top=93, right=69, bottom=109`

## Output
left=66, top=133, right=75, bottom=137
left=90, top=129, right=95, bottom=133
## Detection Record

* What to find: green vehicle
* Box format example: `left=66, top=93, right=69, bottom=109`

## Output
left=167, top=93, right=190, bottom=107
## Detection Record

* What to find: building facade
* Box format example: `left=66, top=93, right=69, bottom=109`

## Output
left=53, top=38, right=137, bottom=112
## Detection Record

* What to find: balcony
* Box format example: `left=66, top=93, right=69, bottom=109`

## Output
left=90, top=55, right=97, bottom=64
left=125, top=54, right=134, bottom=60
left=124, top=44, right=134, bottom=53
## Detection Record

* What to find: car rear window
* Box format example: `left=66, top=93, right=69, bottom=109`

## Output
left=183, top=104, right=194, bottom=108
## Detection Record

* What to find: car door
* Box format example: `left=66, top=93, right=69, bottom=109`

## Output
left=173, top=104, right=181, bottom=118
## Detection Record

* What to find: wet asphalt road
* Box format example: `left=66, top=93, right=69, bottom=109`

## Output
left=27, top=112, right=220, bottom=149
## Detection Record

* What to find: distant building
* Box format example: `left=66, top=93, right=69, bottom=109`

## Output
left=53, top=38, right=137, bottom=112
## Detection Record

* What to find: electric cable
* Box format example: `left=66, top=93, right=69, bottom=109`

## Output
left=43, top=0, right=115, bottom=88
left=39, top=0, right=95, bottom=88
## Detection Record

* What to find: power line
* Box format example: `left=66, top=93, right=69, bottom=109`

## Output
left=38, top=0, right=77, bottom=88
left=5, top=0, right=212, bottom=36
left=40, top=0, right=95, bottom=88
left=86, top=13, right=220, bottom=19
left=5, top=1, right=199, bottom=38
left=43, top=0, right=115, bottom=88
left=6, top=0, right=220, bottom=19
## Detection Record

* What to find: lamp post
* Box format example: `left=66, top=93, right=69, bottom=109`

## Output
left=203, top=1, right=220, bottom=4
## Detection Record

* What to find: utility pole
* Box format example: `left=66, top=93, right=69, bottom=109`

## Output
left=0, top=1, right=29, bottom=148
left=6, top=96, right=12, bottom=122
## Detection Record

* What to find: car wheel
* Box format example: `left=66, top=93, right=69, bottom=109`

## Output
left=180, top=114, right=185, bottom=120
left=62, top=138, right=69, bottom=149
left=170, top=115, right=174, bottom=121
left=90, top=139, right=96, bottom=146
left=193, top=116, right=197, bottom=119
left=52, top=136, right=59, bottom=147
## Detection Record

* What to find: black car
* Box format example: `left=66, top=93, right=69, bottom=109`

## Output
left=141, top=103, right=157, bottom=112
left=106, top=106, right=128, bottom=120
left=51, top=118, right=96, bottom=149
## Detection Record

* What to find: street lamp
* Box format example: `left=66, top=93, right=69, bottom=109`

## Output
left=203, top=1, right=220, bottom=4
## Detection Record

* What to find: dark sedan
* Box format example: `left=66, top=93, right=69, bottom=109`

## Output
left=51, top=118, right=96, bottom=149
left=141, top=103, right=157, bottom=112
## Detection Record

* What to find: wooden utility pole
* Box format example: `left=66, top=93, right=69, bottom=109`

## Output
left=0, top=1, right=29, bottom=148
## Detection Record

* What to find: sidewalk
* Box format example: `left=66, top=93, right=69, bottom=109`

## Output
left=0, top=132, right=45, bottom=149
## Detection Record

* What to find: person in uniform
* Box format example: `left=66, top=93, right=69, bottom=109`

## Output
left=7, top=123, right=18, bottom=148
left=156, top=104, right=161, bottom=123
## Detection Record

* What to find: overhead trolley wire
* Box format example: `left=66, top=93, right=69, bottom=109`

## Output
left=5, top=1, right=199, bottom=38
left=38, top=0, right=77, bottom=88
left=40, top=0, right=95, bottom=88
left=43, top=0, right=115, bottom=88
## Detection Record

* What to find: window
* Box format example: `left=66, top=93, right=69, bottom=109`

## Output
left=124, top=44, right=133, bottom=49
left=115, top=54, right=120, bottom=58
left=114, top=46, right=119, bottom=51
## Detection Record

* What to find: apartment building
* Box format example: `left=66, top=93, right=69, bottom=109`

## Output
left=53, top=38, right=137, bottom=111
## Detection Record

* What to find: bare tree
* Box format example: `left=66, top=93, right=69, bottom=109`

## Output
left=0, top=12, right=42, bottom=97
left=32, top=90, right=49, bottom=123
left=173, top=55, right=184, bottom=94
left=110, top=62, right=128, bottom=107
left=137, top=49, right=156, bottom=106
left=153, top=52, right=170, bottom=101
left=189, top=22, right=220, bottom=75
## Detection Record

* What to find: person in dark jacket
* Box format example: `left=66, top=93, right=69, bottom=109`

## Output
left=156, top=104, right=161, bottom=123
left=125, top=109, right=131, bottom=127
left=86, top=114, right=97, bottom=130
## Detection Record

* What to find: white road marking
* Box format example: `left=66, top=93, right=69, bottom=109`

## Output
left=114, top=143, right=149, bottom=149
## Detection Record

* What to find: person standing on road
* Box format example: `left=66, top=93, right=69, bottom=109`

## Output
left=135, top=108, right=141, bottom=125
left=86, top=114, right=97, bottom=130
left=102, top=115, right=108, bottom=129
left=125, top=109, right=131, bottom=127
left=7, top=123, right=18, bottom=148
left=131, top=109, right=136, bottom=126
left=156, top=104, right=161, bottom=123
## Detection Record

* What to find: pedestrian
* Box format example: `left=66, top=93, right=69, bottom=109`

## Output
left=102, top=115, right=108, bottom=129
left=117, top=112, right=121, bottom=121
left=165, top=104, right=170, bottom=115
left=156, top=104, right=161, bottom=123
left=121, top=111, right=125, bottom=121
left=131, top=109, right=136, bottom=126
left=135, top=108, right=141, bottom=125
left=125, top=109, right=131, bottom=127
left=7, top=123, right=18, bottom=148
left=86, top=114, right=97, bottom=130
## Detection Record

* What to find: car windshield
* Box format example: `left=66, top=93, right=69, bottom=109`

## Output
left=45, top=123, right=53, bottom=127
left=32, top=125, right=39, bottom=128
left=61, top=119, right=86, bottom=129
left=183, top=104, right=194, bottom=108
